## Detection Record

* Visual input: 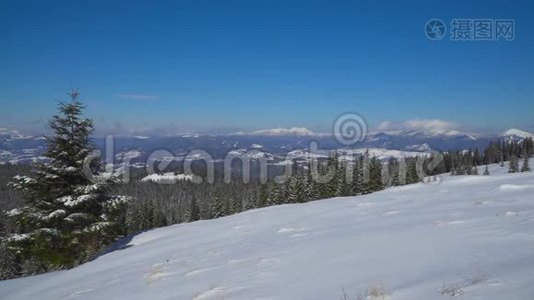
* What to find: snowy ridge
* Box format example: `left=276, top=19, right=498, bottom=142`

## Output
left=228, top=149, right=274, bottom=161
left=0, top=127, right=25, bottom=139
left=404, top=143, right=432, bottom=152
left=341, top=148, right=429, bottom=160
left=503, top=128, right=533, bottom=138
left=1, top=160, right=534, bottom=299
left=284, top=148, right=429, bottom=162
left=503, top=128, right=533, bottom=144
left=503, top=128, right=533, bottom=139
left=236, top=127, right=318, bottom=136
left=372, top=129, right=477, bottom=139
left=140, top=172, right=193, bottom=183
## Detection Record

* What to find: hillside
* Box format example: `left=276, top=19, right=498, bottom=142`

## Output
left=1, top=162, right=534, bottom=299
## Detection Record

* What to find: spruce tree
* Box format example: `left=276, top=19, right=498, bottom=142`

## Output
left=0, top=243, right=20, bottom=279
left=508, top=155, right=519, bottom=173
left=187, top=195, right=201, bottom=222
left=294, top=171, right=307, bottom=202
left=303, top=165, right=320, bottom=201
left=230, top=196, right=243, bottom=214
left=521, top=151, right=530, bottom=172
left=257, top=183, right=268, bottom=207
left=350, top=159, right=364, bottom=194
left=388, top=159, right=400, bottom=187
left=472, top=165, right=478, bottom=175
left=405, top=158, right=420, bottom=183
left=243, top=188, right=257, bottom=210
left=270, top=182, right=284, bottom=205
left=286, top=175, right=299, bottom=203
left=325, top=156, right=339, bottom=198
left=334, top=161, right=348, bottom=197
left=367, top=156, right=383, bottom=192
left=210, top=191, right=225, bottom=218
left=3, top=90, right=128, bottom=270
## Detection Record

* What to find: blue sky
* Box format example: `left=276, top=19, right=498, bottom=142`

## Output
left=1, top=0, right=533, bottom=136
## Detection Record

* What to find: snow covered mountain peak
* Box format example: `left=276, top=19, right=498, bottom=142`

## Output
left=242, top=127, right=317, bottom=136
left=502, top=128, right=533, bottom=143
left=503, top=128, right=533, bottom=139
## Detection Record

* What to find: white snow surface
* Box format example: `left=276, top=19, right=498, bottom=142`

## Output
left=141, top=172, right=193, bottom=183
left=2, top=161, right=534, bottom=300
left=116, top=150, right=142, bottom=160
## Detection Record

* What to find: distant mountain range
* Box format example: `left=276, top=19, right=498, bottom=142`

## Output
left=0, top=127, right=532, bottom=165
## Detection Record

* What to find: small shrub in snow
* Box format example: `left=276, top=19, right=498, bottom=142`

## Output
left=468, top=267, right=488, bottom=285
left=441, top=283, right=464, bottom=297
left=365, top=285, right=390, bottom=300
left=341, top=285, right=391, bottom=300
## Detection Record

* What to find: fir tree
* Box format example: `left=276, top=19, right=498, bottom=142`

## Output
left=230, top=196, right=243, bottom=215
left=302, top=167, right=316, bottom=201
left=210, top=191, right=225, bottom=218
left=472, top=165, right=478, bottom=175
left=508, top=155, right=519, bottom=173
left=326, top=155, right=339, bottom=198
left=257, top=183, right=268, bottom=207
left=3, top=90, right=128, bottom=269
left=286, top=175, right=299, bottom=203
left=367, top=156, right=383, bottom=192
left=406, top=158, right=420, bottom=183
left=334, top=161, right=348, bottom=197
left=521, top=151, right=530, bottom=172
left=0, top=243, right=20, bottom=280
left=350, top=159, right=364, bottom=194
left=388, top=159, right=400, bottom=187
left=270, top=182, right=285, bottom=205
left=243, top=188, right=257, bottom=211
left=187, top=195, right=201, bottom=222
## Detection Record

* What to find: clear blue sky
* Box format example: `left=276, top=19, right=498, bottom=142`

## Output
left=1, top=0, right=533, bottom=136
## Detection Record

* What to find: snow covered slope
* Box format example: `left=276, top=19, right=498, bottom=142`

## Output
left=2, top=162, right=534, bottom=300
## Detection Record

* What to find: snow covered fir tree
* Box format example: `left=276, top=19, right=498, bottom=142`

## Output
left=521, top=151, right=531, bottom=172
left=1, top=91, right=129, bottom=278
